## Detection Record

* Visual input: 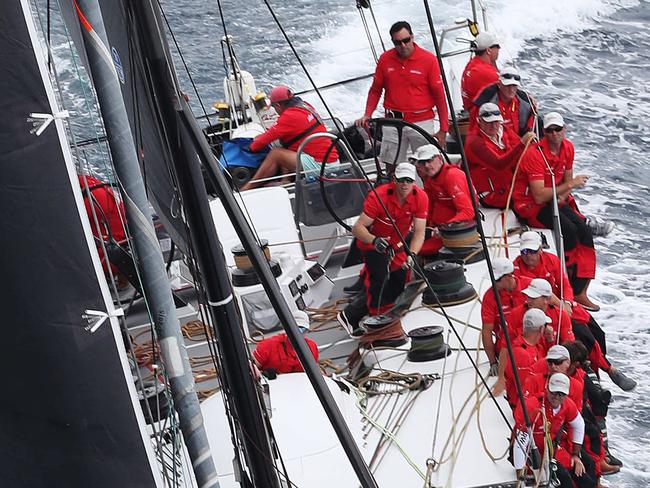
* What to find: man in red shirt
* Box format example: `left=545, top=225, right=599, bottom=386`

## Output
left=356, top=21, right=449, bottom=170
left=461, top=31, right=500, bottom=110
left=469, top=66, right=537, bottom=136
left=338, top=163, right=427, bottom=336
left=410, top=144, right=474, bottom=256
left=78, top=174, right=127, bottom=283
left=514, top=231, right=636, bottom=391
left=503, top=308, right=550, bottom=408
left=242, top=85, right=338, bottom=190
left=512, top=373, right=592, bottom=487
left=464, top=102, right=535, bottom=208
left=253, top=310, right=319, bottom=374
left=513, top=112, right=600, bottom=311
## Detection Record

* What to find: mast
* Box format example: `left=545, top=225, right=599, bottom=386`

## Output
left=126, top=1, right=379, bottom=487
left=70, top=1, right=220, bottom=486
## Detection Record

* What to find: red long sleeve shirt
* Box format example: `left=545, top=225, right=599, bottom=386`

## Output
left=464, top=126, right=526, bottom=208
left=364, top=44, right=449, bottom=130
left=422, top=163, right=474, bottom=226
left=250, top=104, right=338, bottom=162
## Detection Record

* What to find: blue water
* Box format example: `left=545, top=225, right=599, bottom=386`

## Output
left=41, top=0, right=650, bottom=484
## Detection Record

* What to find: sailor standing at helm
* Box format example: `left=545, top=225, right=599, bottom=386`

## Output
left=241, top=85, right=339, bottom=190
left=356, top=20, right=449, bottom=173
left=337, top=163, right=428, bottom=337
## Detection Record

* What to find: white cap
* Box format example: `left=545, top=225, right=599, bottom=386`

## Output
left=546, top=345, right=570, bottom=361
left=520, top=231, right=542, bottom=251
left=474, top=32, right=500, bottom=51
left=543, top=112, right=565, bottom=129
left=522, top=278, right=553, bottom=298
left=548, top=373, right=570, bottom=395
left=411, top=144, right=441, bottom=161
left=479, top=102, right=503, bottom=123
left=394, top=162, right=417, bottom=180
left=292, top=309, right=310, bottom=332
left=492, top=257, right=514, bottom=281
left=523, top=308, right=552, bottom=330
left=500, top=66, right=521, bottom=86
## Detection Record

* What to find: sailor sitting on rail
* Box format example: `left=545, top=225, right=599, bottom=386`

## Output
left=460, top=31, right=501, bottom=111
left=464, top=102, right=536, bottom=209
left=514, top=231, right=636, bottom=392
left=241, top=85, right=339, bottom=190
left=469, top=66, right=537, bottom=137
left=502, top=308, right=549, bottom=409
left=513, top=111, right=611, bottom=312
left=410, top=144, right=474, bottom=257
left=252, top=310, right=318, bottom=376
left=513, top=373, right=594, bottom=488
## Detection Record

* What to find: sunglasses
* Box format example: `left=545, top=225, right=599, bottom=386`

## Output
left=396, top=177, right=414, bottom=183
left=520, top=248, right=539, bottom=255
left=545, top=126, right=564, bottom=133
left=501, top=73, right=521, bottom=81
left=549, top=391, right=567, bottom=398
left=392, top=36, right=412, bottom=46
left=480, top=110, right=502, bottom=118
left=547, top=358, right=567, bottom=365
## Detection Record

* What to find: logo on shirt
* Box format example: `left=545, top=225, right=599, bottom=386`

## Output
left=410, top=69, right=423, bottom=75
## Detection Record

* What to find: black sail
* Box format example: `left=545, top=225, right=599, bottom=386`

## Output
left=0, top=3, right=159, bottom=487
left=59, top=0, right=191, bottom=254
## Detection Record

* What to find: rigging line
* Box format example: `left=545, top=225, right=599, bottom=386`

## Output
left=357, top=4, right=378, bottom=63
left=366, top=0, right=386, bottom=53
left=429, top=328, right=452, bottom=462
left=212, top=0, right=238, bottom=83
left=157, top=0, right=210, bottom=120
left=420, top=0, right=530, bottom=435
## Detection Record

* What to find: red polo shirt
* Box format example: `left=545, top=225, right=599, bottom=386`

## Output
left=481, top=276, right=532, bottom=350
left=513, top=138, right=574, bottom=222
left=461, top=56, right=499, bottom=109
left=364, top=43, right=448, bottom=130
left=357, top=182, right=428, bottom=253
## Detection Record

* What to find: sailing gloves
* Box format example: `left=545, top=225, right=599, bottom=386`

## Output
left=373, top=236, right=391, bottom=254
left=488, top=362, right=499, bottom=377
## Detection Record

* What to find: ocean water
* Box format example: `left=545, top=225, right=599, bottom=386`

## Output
left=163, top=0, right=650, bottom=484
left=39, top=0, right=650, bottom=484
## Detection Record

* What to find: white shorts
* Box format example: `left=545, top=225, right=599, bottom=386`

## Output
left=379, top=118, right=439, bottom=166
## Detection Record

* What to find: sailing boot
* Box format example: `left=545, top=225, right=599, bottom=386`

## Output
left=608, top=367, right=637, bottom=391
left=585, top=215, right=615, bottom=237
left=574, top=279, right=600, bottom=311
left=596, top=417, right=624, bottom=467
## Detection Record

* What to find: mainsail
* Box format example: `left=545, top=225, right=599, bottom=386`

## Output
left=59, top=0, right=191, bottom=255
left=0, top=2, right=161, bottom=486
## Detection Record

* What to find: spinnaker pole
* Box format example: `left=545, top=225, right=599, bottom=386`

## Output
left=71, top=1, right=220, bottom=486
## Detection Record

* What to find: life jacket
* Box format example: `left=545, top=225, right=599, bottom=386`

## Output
left=473, top=84, right=534, bottom=136
left=279, top=97, right=324, bottom=149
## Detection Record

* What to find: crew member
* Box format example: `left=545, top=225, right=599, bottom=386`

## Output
left=356, top=20, right=449, bottom=171
left=513, top=112, right=601, bottom=311
left=470, top=66, right=537, bottom=136
left=460, top=31, right=500, bottom=110
left=253, top=310, right=319, bottom=375
left=503, top=308, right=550, bottom=408
left=514, top=231, right=636, bottom=392
left=78, top=174, right=127, bottom=284
left=480, top=257, right=532, bottom=394
left=411, top=144, right=474, bottom=256
left=337, top=163, right=427, bottom=336
left=242, top=85, right=338, bottom=190
left=513, top=373, right=594, bottom=488
left=464, top=102, right=535, bottom=208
